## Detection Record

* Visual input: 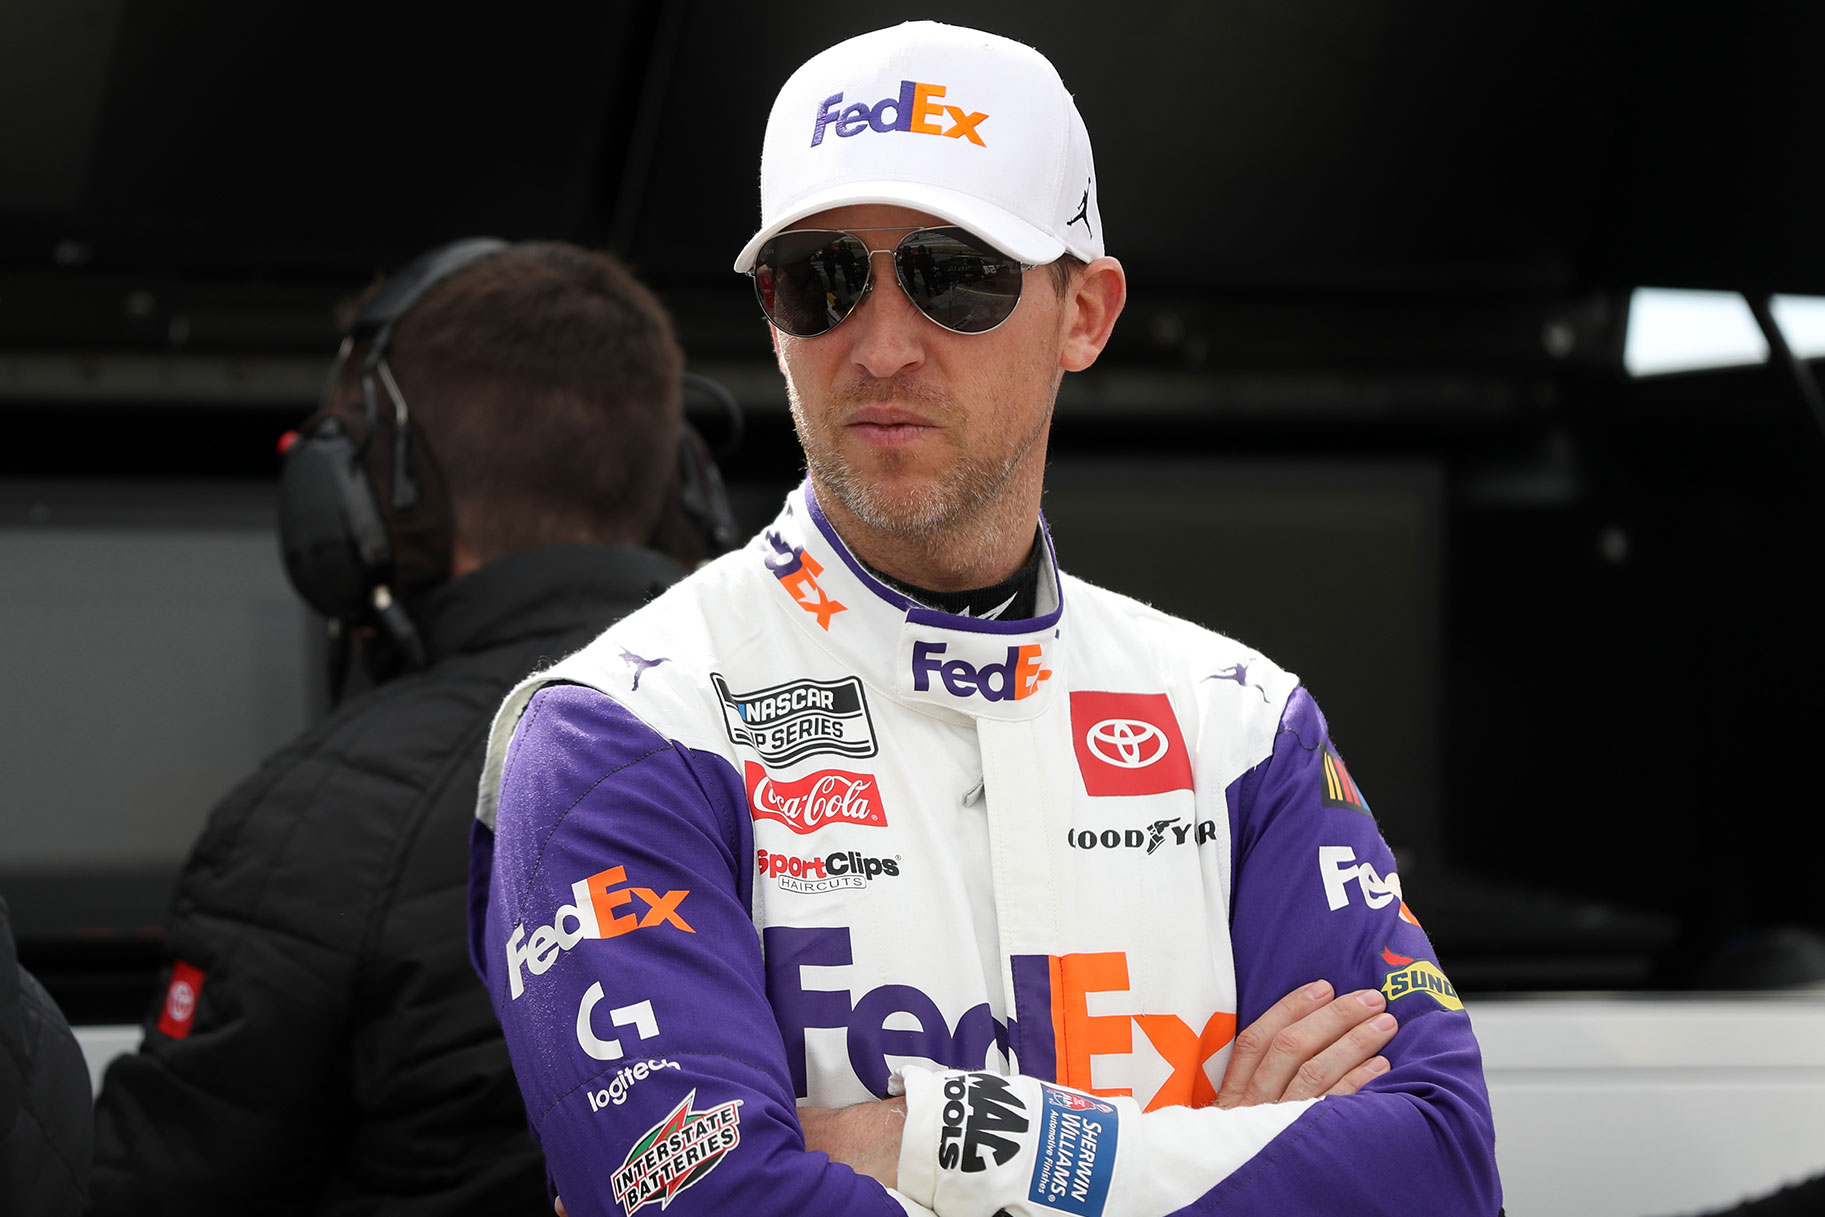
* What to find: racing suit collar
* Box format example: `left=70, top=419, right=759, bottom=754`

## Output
left=756, top=480, right=1065, bottom=722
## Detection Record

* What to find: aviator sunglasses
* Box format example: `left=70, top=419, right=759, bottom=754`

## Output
left=751, top=226, right=1035, bottom=338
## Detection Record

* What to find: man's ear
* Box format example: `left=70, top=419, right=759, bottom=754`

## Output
left=1060, top=256, right=1126, bottom=373
left=450, top=538, right=482, bottom=579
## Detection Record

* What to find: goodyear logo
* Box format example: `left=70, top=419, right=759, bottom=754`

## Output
left=812, top=81, right=988, bottom=147
left=1380, top=947, right=1463, bottom=1011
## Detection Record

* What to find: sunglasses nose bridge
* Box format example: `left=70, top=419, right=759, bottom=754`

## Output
left=829, top=243, right=909, bottom=324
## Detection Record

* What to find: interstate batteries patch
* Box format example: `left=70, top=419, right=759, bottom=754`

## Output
left=713, top=673, right=877, bottom=765
left=611, top=1089, right=743, bottom=1214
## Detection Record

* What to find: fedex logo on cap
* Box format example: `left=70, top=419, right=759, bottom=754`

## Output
left=811, top=81, right=989, bottom=148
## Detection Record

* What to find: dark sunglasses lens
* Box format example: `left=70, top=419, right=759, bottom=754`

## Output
left=754, top=230, right=871, bottom=336
left=895, top=227, right=1024, bottom=333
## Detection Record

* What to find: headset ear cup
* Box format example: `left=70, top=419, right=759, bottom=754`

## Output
left=278, top=417, right=394, bottom=619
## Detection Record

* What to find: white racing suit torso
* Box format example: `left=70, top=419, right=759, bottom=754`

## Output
left=469, top=482, right=1501, bottom=1217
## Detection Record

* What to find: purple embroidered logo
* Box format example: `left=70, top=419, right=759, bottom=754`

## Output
left=911, top=640, right=1050, bottom=702
left=811, top=80, right=988, bottom=147
left=1204, top=662, right=1269, bottom=703
left=620, top=648, right=668, bottom=692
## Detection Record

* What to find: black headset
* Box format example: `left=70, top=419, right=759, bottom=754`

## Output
left=278, top=236, right=740, bottom=692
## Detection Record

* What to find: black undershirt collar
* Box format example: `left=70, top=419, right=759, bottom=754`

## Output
left=864, top=529, right=1044, bottom=621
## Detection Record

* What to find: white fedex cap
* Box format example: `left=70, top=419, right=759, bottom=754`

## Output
left=732, top=21, right=1103, bottom=272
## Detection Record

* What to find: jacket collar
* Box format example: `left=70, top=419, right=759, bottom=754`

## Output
left=412, top=543, right=690, bottom=664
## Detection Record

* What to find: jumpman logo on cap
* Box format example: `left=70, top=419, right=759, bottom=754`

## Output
left=1067, top=184, right=1092, bottom=236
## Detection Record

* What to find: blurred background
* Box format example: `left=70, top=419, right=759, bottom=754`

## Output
left=3, top=0, right=1823, bottom=1206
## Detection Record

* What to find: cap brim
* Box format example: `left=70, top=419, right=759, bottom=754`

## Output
left=732, top=179, right=1066, bottom=272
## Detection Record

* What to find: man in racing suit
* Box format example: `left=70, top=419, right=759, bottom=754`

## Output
left=469, top=20, right=1503, bottom=1217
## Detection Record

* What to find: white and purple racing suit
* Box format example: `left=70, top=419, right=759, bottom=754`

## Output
left=468, top=481, right=1501, bottom=1217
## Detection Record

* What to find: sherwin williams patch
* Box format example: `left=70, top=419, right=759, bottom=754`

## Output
left=1027, top=1083, right=1118, bottom=1216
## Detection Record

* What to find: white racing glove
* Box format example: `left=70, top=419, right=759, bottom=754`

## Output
left=894, top=1065, right=1314, bottom=1217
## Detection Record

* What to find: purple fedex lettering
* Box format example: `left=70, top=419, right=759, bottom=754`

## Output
left=811, top=81, right=987, bottom=148
left=763, top=529, right=802, bottom=575
left=765, top=926, right=1010, bottom=1097
left=911, top=640, right=1051, bottom=703
left=813, top=82, right=916, bottom=146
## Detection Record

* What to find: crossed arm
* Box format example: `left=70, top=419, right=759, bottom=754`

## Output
left=555, top=977, right=1395, bottom=1212
left=795, top=977, right=1396, bottom=1189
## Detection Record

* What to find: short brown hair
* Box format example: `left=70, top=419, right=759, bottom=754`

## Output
left=1047, top=253, right=1087, bottom=300
left=330, top=242, right=684, bottom=571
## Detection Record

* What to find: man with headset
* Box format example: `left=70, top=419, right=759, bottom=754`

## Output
left=90, top=239, right=731, bottom=1214
left=471, top=22, right=1501, bottom=1217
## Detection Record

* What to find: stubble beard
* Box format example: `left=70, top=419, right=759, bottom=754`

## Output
left=788, top=376, right=1050, bottom=574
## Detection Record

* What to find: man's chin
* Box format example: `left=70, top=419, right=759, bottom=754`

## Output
left=826, top=476, right=960, bottom=541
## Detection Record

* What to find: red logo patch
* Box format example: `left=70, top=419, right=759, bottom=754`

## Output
left=1069, top=692, right=1194, bottom=797
left=745, top=762, right=888, bottom=834
left=156, top=960, right=205, bottom=1039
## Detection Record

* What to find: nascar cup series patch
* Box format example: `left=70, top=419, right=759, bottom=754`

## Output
left=713, top=673, right=877, bottom=765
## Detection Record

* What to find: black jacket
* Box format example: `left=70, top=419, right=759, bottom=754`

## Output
left=92, top=543, right=685, bottom=1216
left=1, top=896, right=92, bottom=1217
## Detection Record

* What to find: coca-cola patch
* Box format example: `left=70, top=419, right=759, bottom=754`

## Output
left=744, top=762, right=887, bottom=834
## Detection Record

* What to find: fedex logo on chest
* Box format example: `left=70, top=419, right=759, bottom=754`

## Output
left=767, top=926, right=1233, bottom=1113
left=912, top=640, right=1050, bottom=702
left=811, top=81, right=988, bottom=147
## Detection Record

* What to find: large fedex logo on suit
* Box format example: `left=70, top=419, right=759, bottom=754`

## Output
left=765, top=926, right=1234, bottom=1112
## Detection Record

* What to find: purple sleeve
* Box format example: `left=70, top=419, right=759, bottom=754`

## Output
left=1203, top=686, right=1502, bottom=1213
left=471, top=683, right=908, bottom=1217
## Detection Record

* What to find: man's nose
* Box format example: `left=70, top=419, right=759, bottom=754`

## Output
left=845, top=250, right=926, bottom=378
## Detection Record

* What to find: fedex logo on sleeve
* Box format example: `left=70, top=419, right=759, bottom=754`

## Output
left=505, top=865, right=694, bottom=999
left=811, top=81, right=988, bottom=147
left=1318, top=845, right=1401, bottom=912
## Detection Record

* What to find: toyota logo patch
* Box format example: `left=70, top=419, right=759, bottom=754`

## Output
left=1084, top=718, right=1169, bottom=769
left=1068, top=691, right=1194, bottom=797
